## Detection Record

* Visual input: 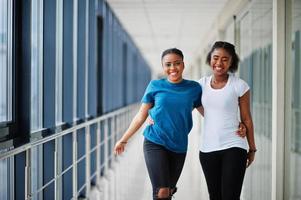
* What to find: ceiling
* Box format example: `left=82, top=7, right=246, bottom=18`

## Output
left=106, top=0, right=229, bottom=76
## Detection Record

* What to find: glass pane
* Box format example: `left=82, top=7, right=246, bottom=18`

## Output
left=56, top=0, right=63, bottom=124
left=31, top=145, right=43, bottom=200
left=0, top=159, right=8, bottom=200
left=289, top=0, right=301, bottom=199
left=0, top=0, right=8, bottom=123
left=31, top=0, right=44, bottom=198
left=239, top=0, right=273, bottom=199
left=31, top=0, right=43, bottom=131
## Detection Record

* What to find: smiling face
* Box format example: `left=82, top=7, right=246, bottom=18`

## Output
left=210, top=48, right=232, bottom=76
left=162, top=53, right=184, bottom=83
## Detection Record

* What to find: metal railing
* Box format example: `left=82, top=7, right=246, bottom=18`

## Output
left=0, top=104, right=138, bottom=200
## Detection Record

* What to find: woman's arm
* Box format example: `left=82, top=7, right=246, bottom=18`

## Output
left=239, top=90, right=256, bottom=167
left=114, top=103, right=153, bottom=155
left=196, top=106, right=204, bottom=117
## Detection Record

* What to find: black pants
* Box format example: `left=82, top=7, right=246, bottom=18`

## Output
left=199, top=147, right=248, bottom=200
left=143, top=139, right=186, bottom=200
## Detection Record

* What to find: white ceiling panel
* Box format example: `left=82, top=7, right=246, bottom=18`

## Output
left=107, top=0, right=229, bottom=76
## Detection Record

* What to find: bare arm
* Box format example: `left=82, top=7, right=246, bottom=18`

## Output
left=196, top=106, right=204, bottom=117
left=239, top=90, right=256, bottom=167
left=114, top=103, right=153, bottom=155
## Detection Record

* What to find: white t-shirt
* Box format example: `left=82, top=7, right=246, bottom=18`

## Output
left=198, top=74, right=249, bottom=152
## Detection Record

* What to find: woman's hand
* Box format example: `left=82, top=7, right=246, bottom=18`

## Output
left=236, top=122, right=246, bottom=138
left=114, top=140, right=128, bottom=155
left=114, top=103, right=153, bottom=156
left=146, top=116, right=155, bottom=125
left=246, top=149, right=256, bottom=167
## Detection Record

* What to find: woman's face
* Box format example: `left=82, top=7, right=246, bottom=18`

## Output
left=162, top=53, right=184, bottom=83
left=210, top=48, right=232, bottom=76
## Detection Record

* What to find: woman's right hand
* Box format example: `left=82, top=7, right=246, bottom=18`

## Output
left=146, top=116, right=155, bottom=125
left=114, top=140, right=127, bottom=155
left=114, top=103, right=153, bottom=156
left=236, top=122, right=246, bottom=138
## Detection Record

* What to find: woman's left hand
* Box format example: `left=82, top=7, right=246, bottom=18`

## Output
left=236, top=122, right=246, bottom=138
left=246, top=150, right=256, bottom=167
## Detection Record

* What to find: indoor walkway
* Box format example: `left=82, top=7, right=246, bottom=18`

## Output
left=1, top=0, right=300, bottom=199
left=90, top=112, right=209, bottom=200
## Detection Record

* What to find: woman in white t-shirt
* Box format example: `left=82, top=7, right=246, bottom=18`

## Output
left=197, top=41, right=256, bottom=200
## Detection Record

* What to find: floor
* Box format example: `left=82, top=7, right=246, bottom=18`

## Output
left=90, top=112, right=209, bottom=200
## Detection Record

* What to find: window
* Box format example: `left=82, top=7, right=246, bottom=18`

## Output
left=31, top=0, right=43, bottom=131
left=0, top=0, right=12, bottom=124
left=30, top=1, right=44, bottom=199
left=56, top=0, right=63, bottom=125
left=288, top=0, right=301, bottom=198
left=0, top=3, right=13, bottom=199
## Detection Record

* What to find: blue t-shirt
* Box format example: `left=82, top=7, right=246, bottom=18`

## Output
left=141, top=79, right=202, bottom=153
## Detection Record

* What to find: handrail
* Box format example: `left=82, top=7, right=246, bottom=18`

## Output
left=0, top=103, right=137, bottom=160
left=0, top=103, right=139, bottom=199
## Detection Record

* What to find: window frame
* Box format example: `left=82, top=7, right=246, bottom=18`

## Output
left=0, top=0, right=13, bottom=127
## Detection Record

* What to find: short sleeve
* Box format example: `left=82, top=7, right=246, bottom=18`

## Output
left=198, top=77, right=206, bottom=88
left=141, top=81, right=155, bottom=103
left=193, top=84, right=202, bottom=108
left=235, top=78, right=250, bottom=97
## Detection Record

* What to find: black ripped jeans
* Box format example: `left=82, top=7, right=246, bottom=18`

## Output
left=143, top=139, right=186, bottom=200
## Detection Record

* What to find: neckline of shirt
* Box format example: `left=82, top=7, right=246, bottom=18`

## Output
left=164, top=78, right=187, bottom=86
left=208, top=74, right=231, bottom=91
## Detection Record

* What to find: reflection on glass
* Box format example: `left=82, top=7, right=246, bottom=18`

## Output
left=290, top=0, right=301, bottom=199
left=31, top=0, right=43, bottom=131
left=56, top=0, right=63, bottom=124
left=31, top=145, right=43, bottom=200
left=0, top=0, right=8, bottom=122
left=30, top=0, right=43, bottom=199
left=0, top=159, right=8, bottom=200
left=239, top=0, right=273, bottom=199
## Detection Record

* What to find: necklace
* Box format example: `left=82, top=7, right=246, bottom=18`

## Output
left=212, top=75, right=228, bottom=84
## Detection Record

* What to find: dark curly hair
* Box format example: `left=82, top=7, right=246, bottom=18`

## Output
left=206, top=41, right=240, bottom=73
left=161, top=48, right=184, bottom=61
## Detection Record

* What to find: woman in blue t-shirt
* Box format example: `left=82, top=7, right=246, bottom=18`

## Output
left=114, top=48, right=203, bottom=200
